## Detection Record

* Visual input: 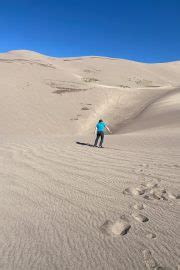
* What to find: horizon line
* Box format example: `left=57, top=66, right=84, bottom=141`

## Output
left=0, top=49, right=180, bottom=64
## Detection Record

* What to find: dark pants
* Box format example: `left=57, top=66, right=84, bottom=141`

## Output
left=94, top=131, right=104, bottom=147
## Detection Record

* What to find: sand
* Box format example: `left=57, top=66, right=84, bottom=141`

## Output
left=0, top=50, right=179, bottom=270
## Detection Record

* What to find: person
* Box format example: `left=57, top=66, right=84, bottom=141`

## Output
left=94, top=119, right=111, bottom=148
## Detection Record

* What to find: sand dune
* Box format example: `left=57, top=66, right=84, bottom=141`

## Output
left=120, top=88, right=180, bottom=133
left=0, top=50, right=179, bottom=270
left=0, top=50, right=180, bottom=135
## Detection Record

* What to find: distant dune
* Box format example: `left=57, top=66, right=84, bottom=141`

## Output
left=0, top=50, right=180, bottom=136
left=0, top=50, right=179, bottom=270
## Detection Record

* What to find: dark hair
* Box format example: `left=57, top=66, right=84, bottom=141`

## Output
left=99, top=119, right=103, bottom=123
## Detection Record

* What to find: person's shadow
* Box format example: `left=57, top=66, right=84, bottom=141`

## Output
left=76, top=141, right=121, bottom=151
left=76, top=141, right=94, bottom=147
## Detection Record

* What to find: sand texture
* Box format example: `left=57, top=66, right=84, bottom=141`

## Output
left=0, top=50, right=180, bottom=270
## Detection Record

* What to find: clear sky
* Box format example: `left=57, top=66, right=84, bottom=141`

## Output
left=0, top=0, right=180, bottom=62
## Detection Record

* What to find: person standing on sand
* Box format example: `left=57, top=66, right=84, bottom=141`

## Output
left=94, top=119, right=111, bottom=148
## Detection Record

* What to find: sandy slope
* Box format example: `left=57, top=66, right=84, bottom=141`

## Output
left=119, top=88, right=180, bottom=133
left=0, top=50, right=180, bottom=270
left=0, top=50, right=180, bottom=136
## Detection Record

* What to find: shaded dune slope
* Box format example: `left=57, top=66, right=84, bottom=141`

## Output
left=116, top=88, right=180, bottom=133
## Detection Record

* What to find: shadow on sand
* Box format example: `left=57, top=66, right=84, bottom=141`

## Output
left=76, top=141, right=121, bottom=151
left=76, top=142, right=94, bottom=147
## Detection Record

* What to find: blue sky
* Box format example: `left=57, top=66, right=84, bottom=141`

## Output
left=0, top=0, right=180, bottom=62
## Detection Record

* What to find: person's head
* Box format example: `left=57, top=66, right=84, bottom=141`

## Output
left=99, top=119, right=103, bottom=123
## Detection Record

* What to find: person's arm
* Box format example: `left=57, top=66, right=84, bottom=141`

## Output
left=94, top=127, right=97, bottom=134
left=105, top=125, right=112, bottom=133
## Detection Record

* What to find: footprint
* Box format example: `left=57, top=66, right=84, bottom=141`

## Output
left=144, top=189, right=179, bottom=202
left=146, top=233, right=156, bottom=239
left=167, top=192, right=180, bottom=200
left=142, top=249, right=161, bottom=269
left=132, top=213, right=149, bottom=222
left=149, top=191, right=162, bottom=200
left=100, top=219, right=131, bottom=236
left=144, top=193, right=162, bottom=201
left=144, top=194, right=153, bottom=200
left=145, top=182, right=158, bottom=189
left=133, top=203, right=145, bottom=210
left=144, top=187, right=168, bottom=201
left=152, top=190, right=168, bottom=201
left=123, top=186, right=146, bottom=196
